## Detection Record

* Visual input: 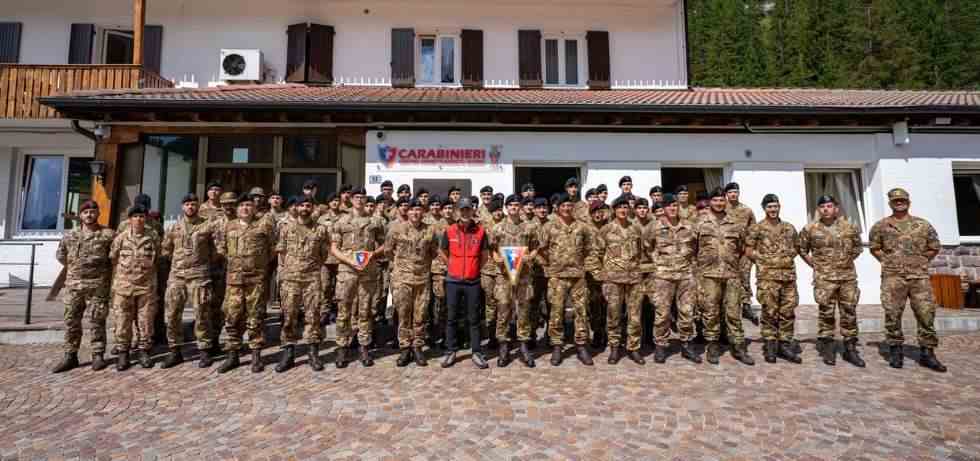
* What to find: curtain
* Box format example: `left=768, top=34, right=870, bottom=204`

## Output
left=971, top=175, right=980, bottom=203
left=703, top=168, right=723, bottom=192
left=805, top=171, right=864, bottom=233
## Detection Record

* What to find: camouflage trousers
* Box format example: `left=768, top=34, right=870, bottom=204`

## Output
left=62, top=284, right=109, bottom=354
left=164, top=277, right=214, bottom=350
left=112, top=291, right=158, bottom=353
left=757, top=279, right=799, bottom=341
left=530, top=274, right=549, bottom=335
left=700, top=277, right=745, bottom=345
left=222, top=282, right=267, bottom=352
left=394, top=281, right=430, bottom=348
left=602, top=282, right=643, bottom=351
left=281, top=278, right=323, bottom=346
left=547, top=277, right=590, bottom=346
left=336, top=271, right=377, bottom=347
left=318, top=264, right=339, bottom=324
left=881, top=275, right=938, bottom=347
left=210, top=270, right=226, bottom=346
left=587, top=273, right=606, bottom=343
left=482, top=272, right=501, bottom=329
left=738, top=257, right=753, bottom=306
left=495, top=275, right=533, bottom=342
left=376, top=261, right=392, bottom=320
left=814, top=279, right=860, bottom=339
left=429, top=273, right=447, bottom=340
left=652, top=277, right=697, bottom=346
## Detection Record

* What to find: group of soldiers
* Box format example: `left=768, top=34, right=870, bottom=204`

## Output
left=52, top=174, right=949, bottom=374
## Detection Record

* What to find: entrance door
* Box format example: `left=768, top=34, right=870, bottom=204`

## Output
left=514, top=166, right=581, bottom=201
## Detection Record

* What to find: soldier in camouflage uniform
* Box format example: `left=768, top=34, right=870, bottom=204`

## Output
left=428, top=200, right=455, bottom=349
left=160, top=194, right=219, bottom=369
left=109, top=206, right=161, bottom=371
left=725, top=182, right=761, bottom=326
left=317, top=192, right=345, bottom=328
left=584, top=202, right=609, bottom=348
left=675, top=185, right=698, bottom=223
left=539, top=194, right=593, bottom=366
left=385, top=198, right=439, bottom=367
left=563, top=177, right=591, bottom=224
left=208, top=191, right=238, bottom=347
left=480, top=199, right=506, bottom=349
left=869, top=188, right=946, bottom=372
left=526, top=197, right=552, bottom=347
left=274, top=196, right=329, bottom=372
left=331, top=187, right=386, bottom=368
left=216, top=195, right=277, bottom=374
left=746, top=194, right=802, bottom=364
left=596, top=196, right=645, bottom=365
left=696, top=188, right=754, bottom=365
left=53, top=200, right=114, bottom=373
left=799, top=195, right=865, bottom=367
left=632, top=198, right=657, bottom=348
left=199, top=180, right=224, bottom=221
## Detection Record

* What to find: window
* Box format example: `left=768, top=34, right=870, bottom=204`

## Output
left=102, top=29, right=133, bottom=64
left=19, top=154, right=92, bottom=233
left=280, top=135, right=342, bottom=202
left=417, top=34, right=459, bottom=85
left=542, top=36, right=583, bottom=86
left=141, top=136, right=198, bottom=226
left=207, top=135, right=274, bottom=164
left=804, top=170, right=867, bottom=234
left=953, top=170, right=980, bottom=237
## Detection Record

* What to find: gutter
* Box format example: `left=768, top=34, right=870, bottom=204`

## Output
left=70, top=119, right=98, bottom=141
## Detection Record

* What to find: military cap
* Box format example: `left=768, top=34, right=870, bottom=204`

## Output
left=761, top=193, right=779, bottom=207
left=505, top=194, right=521, bottom=205
left=590, top=201, right=609, bottom=213
left=268, top=190, right=282, bottom=198
left=134, top=193, right=152, bottom=209
left=375, top=194, right=385, bottom=203
left=619, top=176, right=633, bottom=187
left=206, top=180, right=223, bottom=190
left=340, top=183, right=353, bottom=193
left=887, top=188, right=910, bottom=201
left=724, top=182, right=740, bottom=192
left=635, top=197, right=650, bottom=208
left=521, top=196, right=535, bottom=206
left=79, top=200, right=99, bottom=212
left=128, top=205, right=148, bottom=217
left=596, top=184, right=608, bottom=193
left=417, top=188, right=430, bottom=196
left=487, top=200, right=503, bottom=213
left=534, top=197, right=549, bottom=207
left=585, top=188, right=597, bottom=199
left=296, top=196, right=313, bottom=205
left=364, top=195, right=376, bottom=204
left=219, top=191, right=238, bottom=203
left=652, top=202, right=664, bottom=211
left=286, top=196, right=298, bottom=207
left=248, top=186, right=266, bottom=197
left=448, top=185, right=461, bottom=194
left=396, top=196, right=410, bottom=206
left=817, top=195, right=836, bottom=206
left=350, top=187, right=367, bottom=196
left=380, top=180, right=393, bottom=189
left=458, top=197, right=474, bottom=209
left=326, top=192, right=338, bottom=202
left=430, top=194, right=443, bottom=205
left=493, top=192, right=505, bottom=202
left=556, top=193, right=572, bottom=205
left=409, top=198, right=423, bottom=208
left=649, top=185, right=663, bottom=194
left=302, top=179, right=319, bottom=189
left=397, top=184, right=411, bottom=194
left=611, top=195, right=631, bottom=209
left=236, top=193, right=253, bottom=204
left=480, top=185, right=494, bottom=194
left=182, top=193, right=199, bottom=204
left=709, top=187, right=726, bottom=199
left=564, top=177, right=579, bottom=188
left=662, top=193, right=677, bottom=205
left=674, top=185, right=688, bottom=194
left=522, top=183, right=535, bottom=192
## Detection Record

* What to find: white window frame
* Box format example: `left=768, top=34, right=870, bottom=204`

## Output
left=803, top=168, right=869, bottom=239
left=96, top=26, right=134, bottom=65
left=14, top=149, right=94, bottom=238
left=541, top=33, right=587, bottom=89
left=415, top=32, right=461, bottom=87
left=952, top=167, right=980, bottom=242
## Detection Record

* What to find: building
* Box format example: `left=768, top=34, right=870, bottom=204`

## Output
left=2, top=0, right=979, bottom=305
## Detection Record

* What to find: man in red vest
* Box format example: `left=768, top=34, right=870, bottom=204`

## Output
left=440, top=198, right=490, bottom=369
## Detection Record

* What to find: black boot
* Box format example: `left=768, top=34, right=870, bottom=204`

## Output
left=116, top=351, right=130, bottom=371
left=764, top=340, right=778, bottom=363
left=607, top=346, right=622, bottom=365
left=217, top=350, right=239, bottom=373
left=359, top=345, right=374, bottom=367
left=779, top=341, right=802, bottom=364
left=138, top=350, right=154, bottom=369
left=161, top=348, right=183, bottom=369
left=732, top=344, right=755, bottom=366
left=52, top=352, right=79, bottom=374
left=576, top=345, right=594, bottom=366
left=91, top=353, right=108, bottom=371
left=198, top=348, right=214, bottom=368
left=820, top=338, right=837, bottom=366
left=396, top=349, right=412, bottom=367
left=335, top=347, right=349, bottom=369
left=841, top=339, right=864, bottom=368
left=680, top=341, right=702, bottom=364
left=706, top=342, right=721, bottom=365
left=250, top=350, right=264, bottom=373
left=627, top=349, right=646, bottom=365
left=309, top=344, right=324, bottom=371
left=441, top=350, right=457, bottom=368
left=497, top=342, right=510, bottom=367
left=742, top=304, right=760, bottom=326
left=519, top=342, right=535, bottom=368
left=918, top=347, right=947, bottom=373
left=888, top=345, right=903, bottom=369
left=653, top=346, right=667, bottom=364
left=413, top=346, right=428, bottom=367
left=275, top=346, right=294, bottom=373
left=550, top=345, right=563, bottom=366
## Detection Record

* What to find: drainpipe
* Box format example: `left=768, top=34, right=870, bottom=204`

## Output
left=682, top=0, right=692, bottom=90
left=70, top=120, right=98, bottom=141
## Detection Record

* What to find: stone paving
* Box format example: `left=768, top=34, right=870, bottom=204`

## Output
left=1, top=332, right=979, bottom=460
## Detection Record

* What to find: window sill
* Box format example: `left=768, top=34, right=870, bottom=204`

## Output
left=542, top=84, right=590, bottom=90
left=415, top=83, right=462, bottom=89
left=958, top=236, right=980, bottom=245
left=10, top=232, right=63, bottom=242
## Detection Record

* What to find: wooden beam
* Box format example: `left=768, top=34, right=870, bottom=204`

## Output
left=93, top=142, right=121, bottom=227
left=133, top=0, right=146, bottom=66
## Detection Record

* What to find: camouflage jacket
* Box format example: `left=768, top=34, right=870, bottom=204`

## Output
left=540, top=217, right=589, bottom=279
left=429, top=217, right=452, bottom=275
left=869, top=215, right=940, bottom=279
left=635, top=217, right=657, bottom=275
left=56, top=225, right=115, bottom=290
left=117, top=219, right=164, bottom=239
left=524, top=217, right=551, bottom=278
left=218, top=217, right=276, bottom=285
left=161, top=216, right=217, bottom=281
left=331, top=211, right=386, bottom=276
left=489, top=217, right=539, bottom=281
left=385, top=220, right=438, bottom=285
left=110, top=228, right=160, bottom=296
left=726, top=202, right=757, bottom=229
left=746, top=219, right=800, bottom=281
left=694, top=212, right=747, bottom=279
left=276, top=219, right=330, bottom=282
left=481, top=216, right=506, bottom=275
left=317, top=210, right=347, bottom=265
left=645, top=218, right=697, bottom=281
left=572, top=200, right=591, bottom=224
left=595, top=220, right=644, bottom=284
left=799, top=217, right=862, bottom=282
left=199, top=202, right=222, bottom=221
left=583, top=221, right=606, bottom=274
left=677, top=204, right=697, bottom=223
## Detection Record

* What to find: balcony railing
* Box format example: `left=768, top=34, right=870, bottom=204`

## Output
left=0, top=64, right=174, bottom=119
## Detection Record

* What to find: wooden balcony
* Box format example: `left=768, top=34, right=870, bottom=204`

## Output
left=0, top=64, right=173, bottom=119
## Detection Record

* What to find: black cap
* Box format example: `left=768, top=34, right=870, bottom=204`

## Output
left=268, top=190, right=281, bottom=198
left=480, top=185, right=493, bottom=194
left=135, top=193, right=152, bottom=209
left=339, top=184, right=352, bottom=193
left=724, top=182, right=740, bottom=192
left=585, top=188, right=597, bottom=198
left=207, top=180, right=223, bottom=190
left=375, top=194, right=386, bottom=202
left=397, top=184, right=410, bottom=194
left=237, top=193, right=253, bottom=204
left=556, top=193, right=572, bottom=205
left=709, top=187, right=726, bottom=199
left=550, top=193, right=561, bottom=204
left=430, top=194, right=443, bottom=205
left=761, top=193, right=780, bottom=207
left=649, top=186, right=663, bottom=194
left=351, top=187, right=366, bottom=196
left=396, top=197, right=410, bottom=206
left=365, top=195, right=376, bottom=204
left=612, top=195, right=631, bottom=208
left=565, top=177, right=579, bottom=188
left=674, top=185, right=689, bottom=194
left=303, top=179, right=319, bottom=189
left=417, top=188, right=429, bottom=196
left=182, top=193, right=199, bottom=204
left=619, top=176, right=632, bottom=187
left=493, top=192, right=504, bottom=201
left=458, top=198, right=474, bottom=209
left=817, top=195, right=836, bottom=206
left=652, top=202, right=664, bottom=211
left=487, top=200, right=503, bottom=213
left=505, top=194, right=521, bottom=205
left=534, top=197, right=549, bottom=207
left=326, top=192, right=338, bottom=202
left=381, top=180, right=393, bottom=189
left=596, top=184, right=608, bottom=193
left=662, top=194, right=677, bottom=205
left=635, top=197, right=649, bottom=208
left=522, top=183, right=535, bottom=192
left=448, top=185, right=461, bottom=194
left=128, top=205, right=148, bottom=217
left=521, top=196, right=534, bottom=206
left=286, top=196, right=299, bottom=207
left=470, top=196, right=480, bottom=206
left=296, top=196, right=313, bottom=205
left=409, top=198, right=423, bottom=208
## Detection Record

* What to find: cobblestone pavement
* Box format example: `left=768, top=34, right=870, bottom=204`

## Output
left=1, top=333, right=979, bottom=461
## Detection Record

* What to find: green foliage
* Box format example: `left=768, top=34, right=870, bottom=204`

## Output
left=687, top=0, right=980, bottom=89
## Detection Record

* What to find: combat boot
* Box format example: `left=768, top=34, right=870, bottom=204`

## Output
left=628, top=350, right=646, bottom=365
left=820, top=338, right=836, bottom=366
left=91, top=353, right=108, bottom=371
left=308, top=344, right=324, bottom=371
left=550, top=345, right=563, bottom=366
left=918, top=347, right=947, bottom=373
left=731, top=344, right=755, bottom=366
left=607, top=347, right=622, bottom=365
left=441, top=350, right=457, bottom=368
left=841, top=339, right=864, bottom=368
left=519, top=342, right=535, bottom=368
left=116, top=351, right=130, bottom=371
left=250, top=350, right=264, bottom=373
left=471, top=352, right=489, bottom=369
left=335, top=347, right=349, bottom=368
left=217, top=350, right=239, bottom=373
left=275, top=346, right=294, bottom=373
left=198, top=349, right=214, bottom=368
left=52, top=352, right=79, bottom=374
left=680, top=342, right=702, bottom=364
left=888, top=345, right=903, bottom=369
left=497, top=342, right=510, bottom=367
left=706, top=342, right=721, bottom=365
left=396, top=349, right=412, bottom=367
left=161, top=348, right=183, bottom=369
left=778, top=341, right=802, bottom=364
left=413, top=346, right=427, bottom=367
left=576, top=345, right=594, bottom=366
left=359, top=345, right=374, bottom=367
left=653, top=346, right=668, bottom=364
left=742, top=304, right=760, bottom=326
left=138, top=350, right=154, bottom=369
left=763, top=340, right=778, bottom=363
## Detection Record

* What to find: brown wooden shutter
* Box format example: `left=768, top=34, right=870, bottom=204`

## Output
left=286, top=23, right=308, bottom=82
left=461, top=29, right=483, bottom=88
left=0, top=23, right=22, bottom=63
left=68, top=23, right=95, bottom=64
left=308, top=23, right=334, bottom=83
left=586, top=30, right=610, bottom=89
left=518, top=30, right=541, bottom=88
left=390, top=28, right=415, bottom=88
left=142, top=25, right=163, bottom=74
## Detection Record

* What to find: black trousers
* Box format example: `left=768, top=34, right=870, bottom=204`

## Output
left=445, top=280, right=482, bottom=353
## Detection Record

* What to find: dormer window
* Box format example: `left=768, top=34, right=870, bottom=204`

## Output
left=418, top=33, right=460, bottom=85
left=542, top=34, right=586, bottom=87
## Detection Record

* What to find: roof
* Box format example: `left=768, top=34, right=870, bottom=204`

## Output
left=40, top=84, right=980, bottom=115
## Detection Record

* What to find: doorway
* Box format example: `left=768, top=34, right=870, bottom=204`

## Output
left=514, top=166, right=581, bottom=201
left=660, top=167, right=724, bottom=200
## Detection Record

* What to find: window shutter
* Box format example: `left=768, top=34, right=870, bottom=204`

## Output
left=307, top=23, right=334, bottom=83
left=286, top=23, right=308, bottom=82
left=518, top=30, right=542, bottom=88
left=390, top=28, right=415, bottom=88
left=142, top=25, right=163, bottom=74
left=68, top=23, right=95, bottom=64
left=0, top=23, right=22, bottom=63
left=586, top=30, right=610, bottom=89
left=461, top=29, right=483, bottom=88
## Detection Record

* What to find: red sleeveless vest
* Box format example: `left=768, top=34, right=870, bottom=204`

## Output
left=445, top=223, right=484, bottom=281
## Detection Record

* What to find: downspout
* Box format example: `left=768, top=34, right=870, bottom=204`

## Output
left=70, top=120, right=98, bottom=142
left=682, top=0, right=692, bottom=89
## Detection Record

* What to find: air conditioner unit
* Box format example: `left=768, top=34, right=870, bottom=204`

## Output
left=219, top=49, right=262, bottom=81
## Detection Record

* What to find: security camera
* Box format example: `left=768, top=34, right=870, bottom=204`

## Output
left=376, top=131, right=385, bottom=140
left=93, top=125, right=109, bottom=140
